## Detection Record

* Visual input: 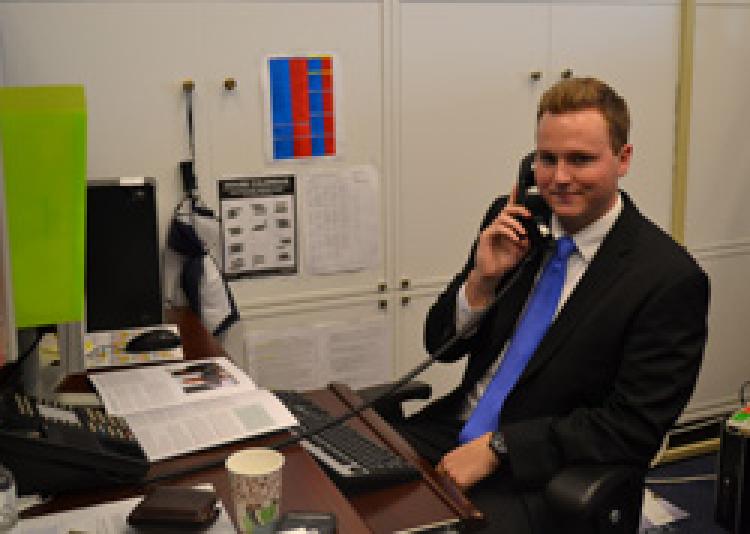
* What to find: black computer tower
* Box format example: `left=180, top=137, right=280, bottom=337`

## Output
left=716, top=419, right=750, bottom=533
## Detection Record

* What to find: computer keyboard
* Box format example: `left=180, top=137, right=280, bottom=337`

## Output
left=275, top=390, right=420, bottom=490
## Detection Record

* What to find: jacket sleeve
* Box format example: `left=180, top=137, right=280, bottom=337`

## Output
left=502, top=267, right=710, bottom=487
left=424, top=196, right=509, bottom=362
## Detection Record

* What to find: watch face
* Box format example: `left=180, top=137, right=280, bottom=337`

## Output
left=491, top=432, right=508, bottom=457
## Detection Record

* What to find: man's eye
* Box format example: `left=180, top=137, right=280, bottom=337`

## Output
left=538, top=154, right=556, bottom=166
left=569, top=153, right=595, bottom=165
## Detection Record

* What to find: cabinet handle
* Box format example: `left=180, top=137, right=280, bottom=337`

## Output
left=378, top=299, right=388, bottom=310
left=529, top=71, right=543, bottom=82
left=223, top=77, right=237, bottom=91
left=182, top=79, right=195, bottom=93
left=401, top=296, right=411, bottom=307
left=561, top=69, right=573, bottom=79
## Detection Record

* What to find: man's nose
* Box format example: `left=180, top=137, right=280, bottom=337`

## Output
left=552, top=162, right=572, bottom=183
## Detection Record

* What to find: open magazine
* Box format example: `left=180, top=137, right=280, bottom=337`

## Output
left=88, top=357, right=297, bottom=462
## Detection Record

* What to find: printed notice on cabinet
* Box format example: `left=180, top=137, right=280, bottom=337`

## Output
left=244, top=318, right=392, bottom=391
left=219, top=175, right=297, bottom=279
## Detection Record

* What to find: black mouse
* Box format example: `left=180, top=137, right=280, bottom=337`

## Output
left=125, top=329, right=181, bottom=353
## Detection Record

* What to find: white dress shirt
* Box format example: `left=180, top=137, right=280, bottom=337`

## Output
left=456, top=193, right=623, bottom=420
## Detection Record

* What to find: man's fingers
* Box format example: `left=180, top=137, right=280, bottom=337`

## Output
left=473, top=200, right=533, bottom=281
left=485, top=213, right=529, bottom=244
left=503, top=203, right=532, bottom=221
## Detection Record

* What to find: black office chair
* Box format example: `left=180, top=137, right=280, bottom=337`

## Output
left=357, top=381, right=645, bottom=534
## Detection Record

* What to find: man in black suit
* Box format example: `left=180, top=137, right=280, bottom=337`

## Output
left=394, top=77, right=710, bottom=532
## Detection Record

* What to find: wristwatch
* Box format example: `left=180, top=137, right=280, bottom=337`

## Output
left=489, top=431, right=510, bottom=463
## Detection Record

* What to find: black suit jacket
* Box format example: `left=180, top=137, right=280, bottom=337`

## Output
left=424, top=192, right=710, bottom=488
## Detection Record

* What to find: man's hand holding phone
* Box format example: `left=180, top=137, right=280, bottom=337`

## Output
left=466, top=188, right=532, bottom=309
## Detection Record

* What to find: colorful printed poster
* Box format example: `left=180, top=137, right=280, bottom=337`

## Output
left=265, top=54, right=337, bottom=160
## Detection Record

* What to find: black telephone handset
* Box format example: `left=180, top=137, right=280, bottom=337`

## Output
left=515, top=151, right=551, bottom=248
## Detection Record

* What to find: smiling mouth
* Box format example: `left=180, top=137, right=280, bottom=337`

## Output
left=550, top=191, right=580, bottom=200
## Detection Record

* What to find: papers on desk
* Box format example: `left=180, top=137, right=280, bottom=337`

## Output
left=638, top=488, right=688, bottom=532
left=11, top=486, right=235, bottom=533
left=89, top=357, right=297, bottom=461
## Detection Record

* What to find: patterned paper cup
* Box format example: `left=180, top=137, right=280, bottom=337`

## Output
left=226, top=448, right=284, bottom=534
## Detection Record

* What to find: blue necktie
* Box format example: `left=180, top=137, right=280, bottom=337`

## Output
left=458, top=236, right=577, bottom=444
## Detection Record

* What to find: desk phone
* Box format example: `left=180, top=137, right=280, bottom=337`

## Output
left=0, top=391, right=148, bottom=495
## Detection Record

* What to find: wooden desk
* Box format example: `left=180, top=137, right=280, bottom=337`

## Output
left=26, top=309, right=480, bottom=532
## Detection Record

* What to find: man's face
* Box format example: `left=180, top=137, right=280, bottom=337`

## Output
left=534, top=108, right=632, bottom=234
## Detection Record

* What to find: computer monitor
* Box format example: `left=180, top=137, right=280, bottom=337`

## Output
left=86, top=179, right=163, bottom=332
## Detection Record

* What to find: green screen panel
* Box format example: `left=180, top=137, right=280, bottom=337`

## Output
left=0, top=86, right=86, bottom=328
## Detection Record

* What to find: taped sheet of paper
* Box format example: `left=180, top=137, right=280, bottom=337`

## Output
left=245, top=318, right=391, bottom=390
left=219, top=175, right=297, bottom=279
left=301, top=165, right=381, bottom=275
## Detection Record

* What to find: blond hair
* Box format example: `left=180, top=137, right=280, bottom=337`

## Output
left=537, top=77, right=630, bottom=153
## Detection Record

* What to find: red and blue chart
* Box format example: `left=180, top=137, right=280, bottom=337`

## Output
left=268, top=55, right=336, bottom=160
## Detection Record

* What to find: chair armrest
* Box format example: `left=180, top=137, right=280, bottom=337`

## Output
left=546, top=464, right=644, bottom=534
left=356, top=381, right=432, bottom=422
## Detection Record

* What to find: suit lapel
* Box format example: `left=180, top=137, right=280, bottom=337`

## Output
left=515, top=195, right=643, bottom=386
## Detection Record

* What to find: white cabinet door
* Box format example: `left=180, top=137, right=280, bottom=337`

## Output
left=686, top=2, right=750, bottom=247
left=547, top=2, right=679, bottom=232
left=397, top=2, right=678, bottom=286
left=397, top=3, right=548, bottom=289
left=195, top=2, right=387, bottom=304
left=682, top=2, right=750, bottom=420
left=393, top=291, right=467, bottom=416
left=231, top=295, right=394, bottom=391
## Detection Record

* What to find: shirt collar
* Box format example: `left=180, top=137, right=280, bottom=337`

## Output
left=550, top=192, right=623, bottom=262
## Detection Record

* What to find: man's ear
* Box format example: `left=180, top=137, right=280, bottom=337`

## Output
left=617, top=144, right=633, bottom=177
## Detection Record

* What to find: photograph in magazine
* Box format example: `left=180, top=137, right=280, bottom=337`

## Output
left=171, top=361, right=240, bottom=394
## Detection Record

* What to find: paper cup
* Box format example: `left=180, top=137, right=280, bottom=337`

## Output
left=226, top=448, right=284, bottom=534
